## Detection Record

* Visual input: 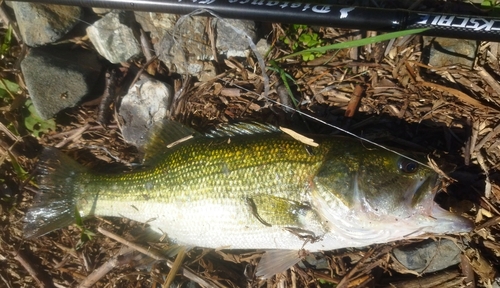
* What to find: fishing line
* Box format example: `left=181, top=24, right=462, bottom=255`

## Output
left=223, top=79, right=434, bottom=169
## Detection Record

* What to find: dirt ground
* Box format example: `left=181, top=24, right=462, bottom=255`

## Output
left=1, top=0, right=500, bottom=287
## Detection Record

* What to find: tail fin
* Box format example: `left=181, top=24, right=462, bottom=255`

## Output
left=24, top=148, right=87, bottom=239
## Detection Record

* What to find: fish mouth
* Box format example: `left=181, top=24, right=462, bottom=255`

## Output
left=409, top=173, right=474, bottom=234
left=420, top=175, right=474, bottom=234
left=429, top=200, right=474, bottom=234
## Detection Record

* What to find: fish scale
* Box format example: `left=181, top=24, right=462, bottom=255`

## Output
left=80, top=135, right=330, bottom=205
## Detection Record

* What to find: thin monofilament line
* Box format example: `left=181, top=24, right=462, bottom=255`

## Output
left=223, top=80, right=433, bottom=169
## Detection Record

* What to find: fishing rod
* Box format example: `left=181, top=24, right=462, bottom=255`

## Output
left=11, top=0, right=500, bottom=42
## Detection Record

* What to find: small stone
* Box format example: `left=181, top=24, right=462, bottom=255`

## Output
left=422, top=36, right=477, bottom=69
left=155, top=32, right=217, bottom=82
left=255, top=38, right=271, bottom=58
left=87, top=11, right=141, bottom=64
left=135, top=12, right=258, bottom=80
left=92, top=7, right=113, bottom=15
left=119, top=76, right=173, bottom=147
left=12, top=2, right=82, bottom=47
left=21, top=47, right=102, bottom=120
left=299, top=253, right=330, bottom=270
left=213, top=18, right=257, bottom=58
left=392, top=239, right=463, bottom=274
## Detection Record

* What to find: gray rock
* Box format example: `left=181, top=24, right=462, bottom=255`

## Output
left=133, top=12, right=169, bottom=36
left=423, top=36, right=477, bottom=69
left=135, top=12, right=258, bottom=80
left=92, top=7, right=114, bottom=15
left=21, top=47, right=102, bottom=119
left=298, top=253, right=330, bottom=270
left=392, top=239, right=463, bottom=274
left=156, top=32, right=217, bottom=82
left=169, top=280, right=197, bottom=288
left=214, top=19, right=258, bottom=58
left=255, top=38, right=271, bottom=59
left=87, top=11, right=141, bottom=64
left=11, top=2, right=82, bottom=47
left=119, top=76, right=173, bottom=147
left=134, top=13, right=213, bottom=81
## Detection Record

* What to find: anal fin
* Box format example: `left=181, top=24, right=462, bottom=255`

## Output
left=255, top=250, right=303, bottom=279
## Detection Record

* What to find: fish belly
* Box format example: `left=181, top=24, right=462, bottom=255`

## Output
left=92, top=199, right=330, bottom=250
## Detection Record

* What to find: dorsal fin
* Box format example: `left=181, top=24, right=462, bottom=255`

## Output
left=142, top=120, right=202, bottom=163
left=142, top=121, right=280, bottom=163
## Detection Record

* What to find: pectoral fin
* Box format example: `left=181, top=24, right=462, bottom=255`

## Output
left=255, top=250, right=303, bottom=279
left=246, top=195, right=311, bottom=227
left=246, top=194, right=327, bottom=244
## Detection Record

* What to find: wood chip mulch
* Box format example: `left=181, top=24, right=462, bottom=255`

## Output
left=1, top=1, right=500, bottom=287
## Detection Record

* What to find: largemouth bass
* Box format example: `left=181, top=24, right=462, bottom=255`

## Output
left=24, top=121, right=473, bottom=278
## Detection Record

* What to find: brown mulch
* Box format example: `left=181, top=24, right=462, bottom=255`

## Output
left=1, top=1, right=500, bottom=287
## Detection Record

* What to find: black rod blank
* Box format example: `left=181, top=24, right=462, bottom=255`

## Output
left=11, top=0, right=500, bottom=41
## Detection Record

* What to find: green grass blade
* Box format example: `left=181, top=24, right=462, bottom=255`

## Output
left=277, top=28, right=429, bottom=61
left=0, top=25, right=12, bottom=56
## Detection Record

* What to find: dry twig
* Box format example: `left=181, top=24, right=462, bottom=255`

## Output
left=97, top=227, right=224, bottom=288
left=416, top=81, right=496, bottom=112
left=13, top=252, right=51, bottom=288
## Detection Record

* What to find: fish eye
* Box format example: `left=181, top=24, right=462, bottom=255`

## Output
left=398, top=158, right=419, bottom=173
